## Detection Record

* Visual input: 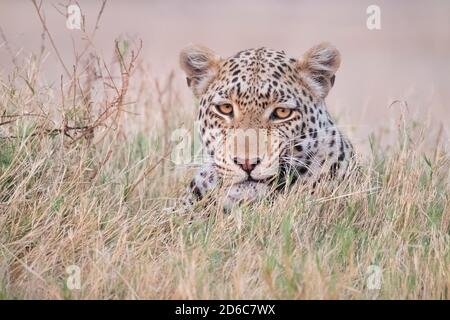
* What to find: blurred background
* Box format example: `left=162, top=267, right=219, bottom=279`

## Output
left=1, top=0, right=449, bottom=153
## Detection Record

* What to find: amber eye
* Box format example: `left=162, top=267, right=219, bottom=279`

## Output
left=272, top=107, right=293, bottom=120
left=215, top=103, right=234, bottom=116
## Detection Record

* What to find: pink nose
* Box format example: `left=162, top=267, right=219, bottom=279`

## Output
left=233, top=157, right=261, bottom=174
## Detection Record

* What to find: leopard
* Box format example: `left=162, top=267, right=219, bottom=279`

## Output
left=177, top=43, right=354, bottom=212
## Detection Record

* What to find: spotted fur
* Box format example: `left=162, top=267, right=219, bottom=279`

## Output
left=178, top=43, right=354, bottom=212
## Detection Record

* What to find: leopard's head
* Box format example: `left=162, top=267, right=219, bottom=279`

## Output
left=180, top=44, right=341, bottom=205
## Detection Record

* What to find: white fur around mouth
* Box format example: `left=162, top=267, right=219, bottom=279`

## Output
left=222, top=181, right=271, bottom=212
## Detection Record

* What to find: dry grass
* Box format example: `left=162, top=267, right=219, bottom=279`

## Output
left=0, top=4, right=449, bottom=300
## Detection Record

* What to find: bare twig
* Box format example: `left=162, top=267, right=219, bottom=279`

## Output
left=31, top=0, right=71, bottom=77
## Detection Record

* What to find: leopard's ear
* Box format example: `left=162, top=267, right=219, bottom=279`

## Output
left=296, top=43, right=341, bottom=99
left=180, top=44, right=221, bottom=97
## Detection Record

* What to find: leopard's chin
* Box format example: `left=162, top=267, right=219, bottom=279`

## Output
left=222, top=180, right=271, bottom=212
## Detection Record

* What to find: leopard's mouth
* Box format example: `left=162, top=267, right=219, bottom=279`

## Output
left=235, top=175, right=275, bottom=186
left=247, top=176, right=274, bottom=184
left=220, top=173, right=276, bottom=188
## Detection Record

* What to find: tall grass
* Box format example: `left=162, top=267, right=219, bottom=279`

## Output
left=0, top=4, right=449, bottom=300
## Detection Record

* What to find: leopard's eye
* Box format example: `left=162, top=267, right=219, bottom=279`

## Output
left=215, top=103, right=234, bottom=116
left=272, top=107, right=293, bottom=120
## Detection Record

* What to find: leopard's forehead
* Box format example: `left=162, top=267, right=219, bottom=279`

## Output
left=208, top=47, right=309, bottom=108
left=222, top=47, right=296, bottom=76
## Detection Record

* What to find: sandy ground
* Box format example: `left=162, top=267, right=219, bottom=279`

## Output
left=1, top=0, right=449, bottom=153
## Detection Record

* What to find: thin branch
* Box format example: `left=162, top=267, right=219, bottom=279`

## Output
left=31, top=0, right=71, bottom=77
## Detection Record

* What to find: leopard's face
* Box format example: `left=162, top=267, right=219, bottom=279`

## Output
left=198, top=48, right=314, bottom=189
left=180, top=44, right=351, bottom=209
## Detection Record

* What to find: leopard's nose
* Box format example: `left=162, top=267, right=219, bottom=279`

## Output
left=233, top=157, right=261, bottom=174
